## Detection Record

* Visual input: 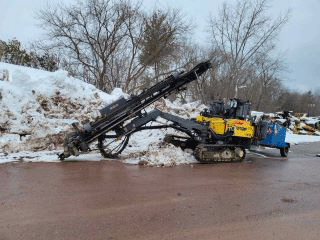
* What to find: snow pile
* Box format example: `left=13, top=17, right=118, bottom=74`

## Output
left=0, top=62, right=126, bottom=153
left=123, top=143, right=197, bottom=167
left=251, top=111, right=264, bottom=118
left=164, top=98, right=207, bottom=118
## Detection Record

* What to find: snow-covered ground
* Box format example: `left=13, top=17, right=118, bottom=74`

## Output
left=286, top=132, right=320, bottom=144
left=1, top=63, right=320, bottom=166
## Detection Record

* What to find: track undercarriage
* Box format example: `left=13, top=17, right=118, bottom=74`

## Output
left=163, top=134, right=247, bottom=163
left=194, top=144, right=246, bottom=163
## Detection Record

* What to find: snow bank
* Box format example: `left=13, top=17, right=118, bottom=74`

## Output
left=164, top=98, right=207, bottom=118
left=0, top=62, right=126, bottom=153
left=286, top=132, right=320, bottom=144
left=123, top=144, right=197, bottom=167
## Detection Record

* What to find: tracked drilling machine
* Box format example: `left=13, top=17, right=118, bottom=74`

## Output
left=166, top=98, right=255, bottom=162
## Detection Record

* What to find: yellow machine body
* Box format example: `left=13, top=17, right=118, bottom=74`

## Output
left=195, top=116, right=255, bottom=138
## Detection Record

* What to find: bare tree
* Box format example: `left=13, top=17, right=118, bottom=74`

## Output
left=37, top=0, right=192, bottom=94
left=208, top=0, right=289, bottom=98
left=37, top=0, right=143, bottom=92
left=139, top=8, right=190, bottom=82
left=253, top=53, right=284, bottom=110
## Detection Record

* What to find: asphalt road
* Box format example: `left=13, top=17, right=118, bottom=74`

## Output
left=1, top=142, right=320, bottom=240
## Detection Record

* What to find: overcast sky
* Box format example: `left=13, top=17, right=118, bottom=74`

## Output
left=0, top=0, right=319, bottom=93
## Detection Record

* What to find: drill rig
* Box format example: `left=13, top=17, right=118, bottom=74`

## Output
left=165, top=99, right=255, bottom=162
left=58, top=61, right=256, bottom=163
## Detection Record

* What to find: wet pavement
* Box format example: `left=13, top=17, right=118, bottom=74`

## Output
left=1, top=142, right=320, bottom=239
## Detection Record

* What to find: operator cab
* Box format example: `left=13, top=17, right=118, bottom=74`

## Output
left=201, top=98, right=251, bottom=119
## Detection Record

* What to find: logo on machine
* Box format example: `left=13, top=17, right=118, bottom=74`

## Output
left=267, top=127, right=272, bottom=135
left=232, top=120, right=244, bottom=125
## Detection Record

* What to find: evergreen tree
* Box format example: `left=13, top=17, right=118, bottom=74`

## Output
left=0, top=38, right=58, bottom=71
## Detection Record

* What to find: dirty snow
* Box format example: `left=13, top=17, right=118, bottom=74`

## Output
left=0, top=62, right=126, bottom=152
left=1, top=63, right=320, bottom=166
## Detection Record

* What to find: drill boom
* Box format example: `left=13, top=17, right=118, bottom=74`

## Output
left=59, top=61, right=211, bottom=160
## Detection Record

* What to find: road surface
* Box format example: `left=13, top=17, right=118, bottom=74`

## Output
left=1, top=142, right=320, bottom=239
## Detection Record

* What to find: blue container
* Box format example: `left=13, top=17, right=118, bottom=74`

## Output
left=258, top=123, right=287, bottom=148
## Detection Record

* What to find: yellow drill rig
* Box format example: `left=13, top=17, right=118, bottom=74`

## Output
left=165, top=99, right=255, bottom=162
